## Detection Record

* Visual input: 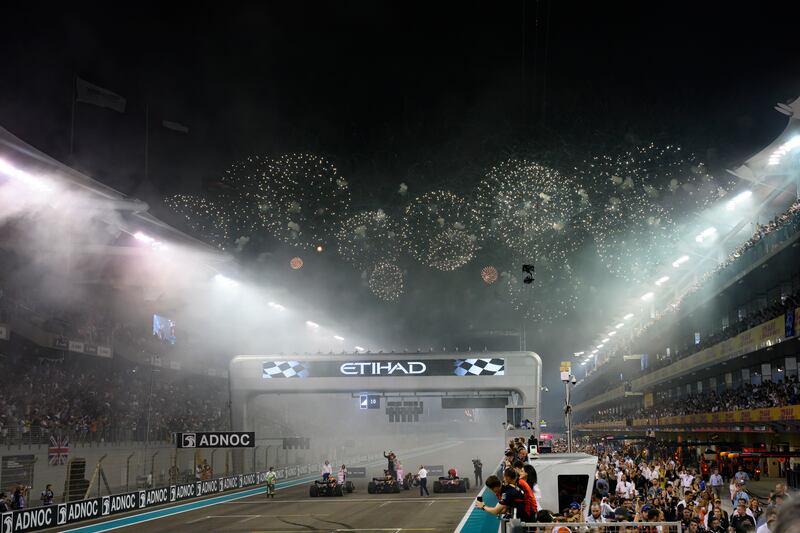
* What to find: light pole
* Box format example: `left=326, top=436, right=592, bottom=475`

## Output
left=560, top=361, right=575, bottom=453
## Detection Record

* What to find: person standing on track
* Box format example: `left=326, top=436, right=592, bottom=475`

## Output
left=322, top=460, right=333, bottom=481
left=265, top=467, right=277, bottom=498
left=473, top=458, right=483, bottom=487
left=418, top=465, right=429, bottom=496
left=383, top=451, right=396, bottom=475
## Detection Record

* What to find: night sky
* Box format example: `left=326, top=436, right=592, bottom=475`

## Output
left=2, top=2, right=799, bottom=422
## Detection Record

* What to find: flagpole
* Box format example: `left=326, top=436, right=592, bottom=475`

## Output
left=144, top=103, right=150, bottom=181
left=69, top=73, right=76, bottom=159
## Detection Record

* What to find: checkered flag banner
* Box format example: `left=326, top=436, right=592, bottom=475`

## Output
left=262, top=360, right=309, bottom=378
left=453, top=358, right=505, bottom=376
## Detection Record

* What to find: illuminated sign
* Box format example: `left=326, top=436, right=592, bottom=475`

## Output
left=262, top=358, right=505, bottom=378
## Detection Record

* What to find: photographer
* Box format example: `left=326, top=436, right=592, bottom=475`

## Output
left=473, top=458, right=483, bottom=486
left=40, top=484, right=54, bottom=506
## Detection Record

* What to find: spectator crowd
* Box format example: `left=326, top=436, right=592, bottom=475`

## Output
left=590, top=198, right=800, bottom=380
left=478, top=437, right=797, bottom=532
left=582, top=376, right=800, bottom=424
left=0, top=338, right=228, bottom=445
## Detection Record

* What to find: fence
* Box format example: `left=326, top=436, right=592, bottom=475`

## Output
left=502, top=522, right=682, bottom=533
left=1, top=451, right=387, bottom=533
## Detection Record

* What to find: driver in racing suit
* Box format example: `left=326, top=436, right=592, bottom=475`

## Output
left=265, top=467, right=277, bottom=498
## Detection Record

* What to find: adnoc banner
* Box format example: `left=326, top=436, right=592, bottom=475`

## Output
left=0, top=468, right=276, bottom=533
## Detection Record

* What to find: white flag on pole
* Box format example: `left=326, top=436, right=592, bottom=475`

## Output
left=162, top=120, right=189, bottom=133
left=75, top=77, right=126, bottom=113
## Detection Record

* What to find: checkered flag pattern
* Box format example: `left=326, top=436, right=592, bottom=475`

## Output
left=262, top=360, right=308, bottom=378
left=453, top=358, right=505, bottom=376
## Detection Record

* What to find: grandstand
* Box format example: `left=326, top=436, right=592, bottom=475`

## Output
left=573, top=103, right=800, bottom=482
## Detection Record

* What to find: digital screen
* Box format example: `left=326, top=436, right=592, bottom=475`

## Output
left=359, top=394, right=381, bottom=410
left=153, top=314, right=176, bottom=344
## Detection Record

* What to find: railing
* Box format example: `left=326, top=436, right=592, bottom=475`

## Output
left=502, top=521, right=682, bottom=533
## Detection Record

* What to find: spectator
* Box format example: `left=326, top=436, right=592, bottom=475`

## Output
left=40, top=484, right=54, bottom=506
left=586, top=502, right=605, bottom=523
left=757, top=509, right=777, bottom=533
left=709, top=468, right=724, bottom=500
left=476, top=471, right=530, bottom=521
left=11, top=486, right=25, bottom=510
left=731, top=501, right=757, bottom=533
left=735, top=466, right=750, bottom=484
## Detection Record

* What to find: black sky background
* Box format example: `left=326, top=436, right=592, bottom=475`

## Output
left=2, top=1, right=799, bottom=423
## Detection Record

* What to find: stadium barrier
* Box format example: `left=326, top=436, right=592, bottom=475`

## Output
left=501, top=521, right=682, bottom=533
left=1, top=452, right=384, bottom=533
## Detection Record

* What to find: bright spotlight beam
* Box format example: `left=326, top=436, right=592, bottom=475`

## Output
left=333, top=335, right=344, bottom=341
left=306, top=320, right=320, bottom=328
left=641, top=292, right=654, bottom=301
left=0, top=159, right=54, bottom=192
left=213, top=274, right=238, bottom=287
left=726, top=190, right=752, bottom=211
left=672, top=255, right=690, bottom=268
left=695, top=227, right=717, bottom=243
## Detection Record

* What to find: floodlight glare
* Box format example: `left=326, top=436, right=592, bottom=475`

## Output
left=695, top=227, right=717, bottom=243
left=305, top=320, right=320, bottom=328
left=726, top=190, right=752, bottom=211
left=655, top=276, right=670, bottom=286
left=615, top=323, right=625, bottom=328
left=672, top=255, right=690, bottom=268
left=213, top=274, right=238, bottom=287
left=641, top=292, right=654, bottom=301
left=333, top=335, right=345, bottom=341
left=623, top=313, right=634, bottom=320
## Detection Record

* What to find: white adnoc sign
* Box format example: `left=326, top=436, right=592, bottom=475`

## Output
left=176, top=432, right=255, bottom=448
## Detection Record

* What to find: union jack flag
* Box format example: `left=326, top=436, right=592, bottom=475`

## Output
left=48, top=436, right=70, bottom=465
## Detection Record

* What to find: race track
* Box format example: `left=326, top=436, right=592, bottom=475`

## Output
left=119, top=481, right=477, bottom=532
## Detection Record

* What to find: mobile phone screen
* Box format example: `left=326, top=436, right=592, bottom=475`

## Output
left=476, top=496, right=483, bottom=502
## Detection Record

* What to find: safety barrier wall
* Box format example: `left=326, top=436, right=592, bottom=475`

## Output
left=1, top=452, right=385, bottom=533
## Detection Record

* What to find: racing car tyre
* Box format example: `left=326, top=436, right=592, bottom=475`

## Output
left=465, top=479, right=470, bottom=490
left=393, top=483, right=400, bottom=493
left=367, top=481, right=376, bottom=494
left=433, top=481, right=442, bottom=493
left=335, top=485, right=344, bottom=496
left=309, top=485, right=319, bottom=497
left=458, top=480, right=467, bottom=493
left=345, top=481, right=355, bottom=493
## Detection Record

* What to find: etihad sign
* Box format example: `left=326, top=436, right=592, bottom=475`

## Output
left=339, top=361, right=427, bottom=376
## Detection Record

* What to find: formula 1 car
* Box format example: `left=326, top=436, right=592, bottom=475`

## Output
left=367, top=477, right=401, bottom=494
left=309, top=479, right=344, bottom=497
left=432, top=476, right=469, bottom=493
